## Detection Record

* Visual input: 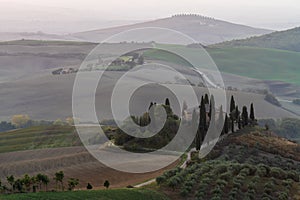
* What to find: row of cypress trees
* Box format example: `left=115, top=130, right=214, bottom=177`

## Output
left=194, top=94, right=256, bottom=151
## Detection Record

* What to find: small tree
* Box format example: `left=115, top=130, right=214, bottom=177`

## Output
left=54, top=171, right=64, bottom=191
left=104, top=180, right=110, bottom=189
left=22, top=174, right=32, bottom=192
left=87, top=183, right=93, bottom=190
left=67, top=178, right=79, bottom=191
left=6, top=175, right=15, bottom=192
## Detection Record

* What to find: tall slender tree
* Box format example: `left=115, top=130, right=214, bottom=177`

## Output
left=218, top=105, right=224, bottom=134
left=250, top=103, right=255, bottom=121
left=204, top=94, right=209, bottom=105
left=199, top=96, right=207, bottom=142
left=242, top=106, right=249, bottom=126
left=230, top=95, right=235, bottom=113
left=224, top=114, right=229, bottom=134
left=165, top=98, right=170, bottom=106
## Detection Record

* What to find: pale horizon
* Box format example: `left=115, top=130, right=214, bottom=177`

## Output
left=0, top=0, right=300, bottom=34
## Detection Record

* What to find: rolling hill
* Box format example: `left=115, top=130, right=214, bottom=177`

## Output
left=157, top=127, right=300, bottom=199
left=217, top=27, right=300, bottom=52
left=72, top=15, right=272, bottom=45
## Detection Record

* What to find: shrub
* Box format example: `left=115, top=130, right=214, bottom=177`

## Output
left=219, top=172, right=232, bottom=181
left=286, top=170, right=299, bottom=182
left=211, top=186, right=222, bottom=195
left=214, top=164, right=228, bottom=174
left=86, top=183, right=93, bottom=190
left=216, top=179, right=227, bottom=188
left=270, top=167, right=287, bottom=179
left=256, top=164, right=269, bottom=177
left=282, top=179, right=293, bottom=188
left=156, top=175, right=166, bottom=185
left=278, top=191, right=289, bottom=200
left=180, top=188, right=189, bottom=197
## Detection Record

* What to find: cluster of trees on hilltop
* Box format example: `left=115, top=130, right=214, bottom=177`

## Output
left=194, top=94, right=256, bottom=151
left=113, top=98, right=180, bottom=152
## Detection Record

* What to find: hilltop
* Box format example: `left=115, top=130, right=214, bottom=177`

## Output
left=72, top=14, right=272, bottom=45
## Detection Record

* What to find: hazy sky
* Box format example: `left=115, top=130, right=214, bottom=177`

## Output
left=1, top=0, right=300, bottom=33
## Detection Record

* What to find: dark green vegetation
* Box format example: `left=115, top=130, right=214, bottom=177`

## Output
left=217, top=27, right=300, bottom=52
left=157, top=127, right=300, bottom=199
left=0, top=125, right=81, bottom=153
left=113, top=100, right=180, bottom=152
left=0, top=189, right=169, bottom=200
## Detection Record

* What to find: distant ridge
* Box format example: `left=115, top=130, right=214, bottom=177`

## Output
left=71, top=14, right=272, bottom=45
left=216, top=27, right=300, bottom=52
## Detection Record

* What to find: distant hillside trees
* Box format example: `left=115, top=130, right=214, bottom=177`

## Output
left=11, top=114, right=30, bottom=128
left=292, top=99, right=300, bottom=106
left=264, top=93, right=281, bottom=107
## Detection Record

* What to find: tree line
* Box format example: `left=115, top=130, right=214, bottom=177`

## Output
left=194, top=94, right=256, bottom=150
left=0, top=171, right=111, bottom=194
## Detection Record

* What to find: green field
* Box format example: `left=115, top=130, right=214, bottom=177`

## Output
left=0, top=189, right=169, bottom=200
left=0, top=125, right=81, bottom=153
left=145, top=45, right=300, bottom=85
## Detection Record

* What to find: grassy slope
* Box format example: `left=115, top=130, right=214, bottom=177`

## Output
left=0, top=125, right=81, bottom=153
left=216, top=27, right=300, bottom=52
left=0, top=189, right=169, bottom=200
left=144, top=45, right=300, bottom=85
left=208, top=46, right=300, bottom=85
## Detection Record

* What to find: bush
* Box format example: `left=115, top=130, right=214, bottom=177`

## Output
left=270, top=167, right=287, bottom=179
left=211, top=186, right=222, bottom=195
left=219, top=172, right=232, bottom=182
left=216, top=179, right=227, bottom=188
left=86, top=183, right=93, bottom=190
left=282, top=179, right=293, bottom=188
left=180, top=188, right=189, bottom=197
left=286, top=170, right=299, bottom=182
left=278, top=191, right=289, bottom=200
left=256, top=164, right=270, bottom=177
left=156, top=175, right=166, bottom=185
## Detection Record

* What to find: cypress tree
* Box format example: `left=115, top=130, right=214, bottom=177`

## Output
left=218, top=105, right=224, bottom=133
left=230, top=95, right=235, bottom=113
left=224, top=114, right=229, bottom=134
left=235, top=105, right=240, bottom=120
left=165, top=98, right=170, bottom=106
left=148, top=102, right=154, bottom=110
left=242, top=106, right=249, bottom=126
left=250, top=103, right=255, bottom=121
left=204, top=94, right=209, bottom=104
left=209, top=95, right=215, bottom=128
left=200, top=96, right=207, bottom=141
left=238, top=116, right=242, bottom=129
